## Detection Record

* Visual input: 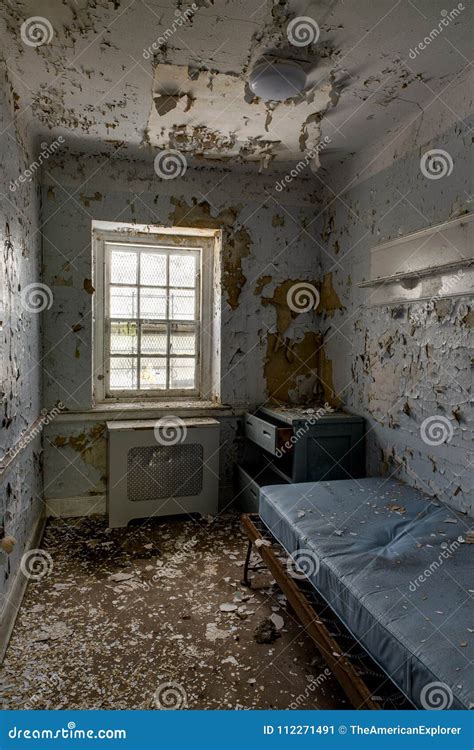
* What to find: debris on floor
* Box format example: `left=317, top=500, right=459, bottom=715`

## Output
left=1, top=513, right=345, bottom=710
left=253, top=617, right=280, bottom=645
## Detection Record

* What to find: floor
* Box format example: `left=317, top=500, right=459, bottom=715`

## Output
left=1, top=513, right=345, bottom=710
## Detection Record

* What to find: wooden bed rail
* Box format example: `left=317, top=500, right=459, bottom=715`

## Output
left=241, top=513, right=382, bottom=710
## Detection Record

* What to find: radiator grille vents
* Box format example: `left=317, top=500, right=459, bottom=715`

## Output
left=127, top=444, right=203, bottom=502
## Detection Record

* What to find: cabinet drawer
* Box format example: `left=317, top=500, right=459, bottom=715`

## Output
left=236, top=464, right=287, bottom=513
left=236, top=465, right=260, bottom=512
left=244, top=413, right=292, bottom=455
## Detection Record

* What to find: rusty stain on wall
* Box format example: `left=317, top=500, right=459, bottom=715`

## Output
left=254, top=274, right=272, bottom=296
left=53, top=424, right=107, bottom=490
left=264, top=332, right=322, bottom=404
left=320, top=272, right=343, bottom=314
left=39, top=154, right=320, bottom=507
left=318, top=349, right=340, bottom=408
left=271, top=214, right=285, bottom=227
left=80, top=192, right=103, bottom=207
left=170, top=197, right=250, bottom=309
left=83, top=278, right=95, bottom=295
left=262, top=279, right=319, bottom=334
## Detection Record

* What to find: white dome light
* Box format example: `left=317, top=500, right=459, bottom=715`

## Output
left=249, top=60, right=307, bottom=101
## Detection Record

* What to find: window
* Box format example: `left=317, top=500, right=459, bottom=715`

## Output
left=93, top=224, right=219, bottom=402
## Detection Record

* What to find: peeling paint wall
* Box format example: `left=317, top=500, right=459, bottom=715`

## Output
left=41, top=154, right=322, bottom=506
left=314, top=118, right=473, bottom=516
left=0, top=64, right=43, bottom=608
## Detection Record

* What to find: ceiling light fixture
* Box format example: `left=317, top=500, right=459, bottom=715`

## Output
left=249, top=60, right=307, bottom=102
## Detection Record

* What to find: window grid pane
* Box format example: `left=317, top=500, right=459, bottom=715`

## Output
left=107, top=243, right=200, bottom=394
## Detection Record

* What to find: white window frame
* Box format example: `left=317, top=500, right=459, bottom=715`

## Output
left=92, top=223, right=219, bottom=404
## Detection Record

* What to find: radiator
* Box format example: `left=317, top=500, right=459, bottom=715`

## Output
left=106, top=417, right=220, bottom=528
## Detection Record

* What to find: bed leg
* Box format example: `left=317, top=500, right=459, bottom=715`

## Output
left=241, top=540, right=253, bottom=587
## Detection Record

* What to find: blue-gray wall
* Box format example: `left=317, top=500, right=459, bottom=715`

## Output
left=0, top=64, right=43, bottom=617
left=315, top=119, right=473, bottom=515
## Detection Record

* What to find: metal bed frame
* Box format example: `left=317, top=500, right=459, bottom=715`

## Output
left=241, top=513, right=413, bottom=711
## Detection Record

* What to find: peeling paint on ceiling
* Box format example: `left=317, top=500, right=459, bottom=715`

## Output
left=0, top=0, right=470, bottom=173
left=148, top=61, right=333, bottom=167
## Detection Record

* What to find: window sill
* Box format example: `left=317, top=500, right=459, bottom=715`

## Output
left=52, top=401, right=243, bottom=422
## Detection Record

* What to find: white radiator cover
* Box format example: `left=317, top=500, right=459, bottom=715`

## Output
left=107, top=417, right=220, bottom=528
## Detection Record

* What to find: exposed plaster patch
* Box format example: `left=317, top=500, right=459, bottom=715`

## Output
left=53, top=424, right=107, bottom=488
left=320, top=272, right=343, bottom=314
left=83, top=279, right=95, bottom=295
left=51, top=275, right=73, bottom=287
left=80, top=192, right=103, bottom=207
left=264, top=332, right=322, bottom=404
left=223, top=228, right=252, bottom=310
left=262, top=279, right=319, bottom=335
left=170, top=124, right=237, bottom=157
left=147, top=62, right=333, bottom=166
left=318, top=349, right=339, bottom=407
left=463, top=310, right=474, bottom=327
left=254, top=275, right=272, bottom=296
left=170, top=197, right=250, bottom=310
left=154, top=93, right=194, bottom=117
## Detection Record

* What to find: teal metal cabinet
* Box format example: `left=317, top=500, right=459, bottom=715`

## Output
left=236, top=406, right=365, bottom=512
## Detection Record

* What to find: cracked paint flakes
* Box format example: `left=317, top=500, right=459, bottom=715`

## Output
left=1, top=513, right=343, bottom=709
left=311, top=84, right=473, bottom=514
left=39, top=153, right=336, bottom=503
left=147, top=61, right=334, bottom=168
left=0, top=65, right=43, bottom=617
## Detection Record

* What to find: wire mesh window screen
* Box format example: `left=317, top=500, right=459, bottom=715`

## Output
left=106, top=242, right=201, bottom=395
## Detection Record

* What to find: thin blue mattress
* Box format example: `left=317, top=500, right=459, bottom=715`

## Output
left=259, top=478, right=472, bottom=709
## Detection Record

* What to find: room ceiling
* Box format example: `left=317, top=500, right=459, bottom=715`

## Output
left=0, top=0, right=471, bottom=173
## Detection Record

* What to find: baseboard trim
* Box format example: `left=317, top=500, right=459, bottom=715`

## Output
left=0, top=512, right=46, bottom=663
left=44, top=495, right=106, bottom=518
